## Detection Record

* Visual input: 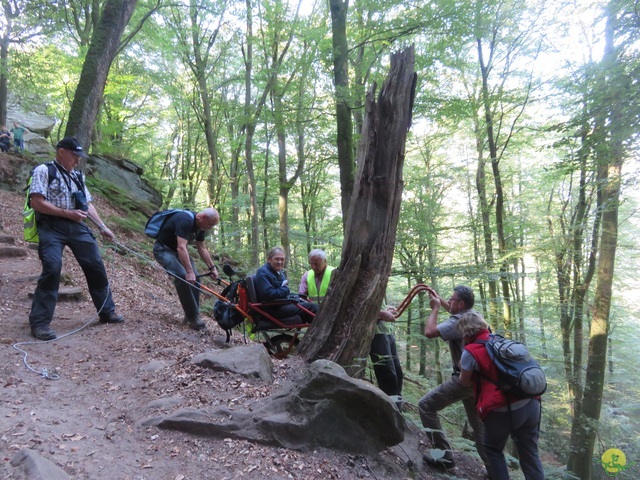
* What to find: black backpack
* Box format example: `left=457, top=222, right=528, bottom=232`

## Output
left=476, top=334, right=547, bottom=398
left=213, top=279, right=245, bottom=342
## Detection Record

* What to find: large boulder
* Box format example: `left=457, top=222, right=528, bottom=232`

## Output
left=23, top=133, right=56, bottom=157
left=191, top=343, right=274, bottom=382
left=6, top=107, right=57, bottom=158
left=4, top=152, right=162, bottom=210
left=143, top=358, right=405, bottom=454
left=6, top=109, right=56, bottom=138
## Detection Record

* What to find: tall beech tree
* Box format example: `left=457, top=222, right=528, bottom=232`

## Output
left=473, top=0, right=542, bottom=334
left=567, top=0, right=637, bottom=473
left=329, top=0, right=355, bottom=230
left=0, top=0, right=58, bottom=124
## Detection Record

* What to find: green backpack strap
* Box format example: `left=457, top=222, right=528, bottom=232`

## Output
left=23, top=162, right=58, bottom=243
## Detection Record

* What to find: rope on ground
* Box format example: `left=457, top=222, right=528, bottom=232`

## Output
left=12, top=235, right=225, bottom=381
left=12, top=240, right=118, bottom=380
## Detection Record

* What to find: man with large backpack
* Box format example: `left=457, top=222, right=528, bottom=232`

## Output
left=28, top=137, right=123, bottom=341
left=458, top=312, right=545, bottom=480
left=152, top=208, right=220, bottom=330
left=418, top=285, right=490, bottom=473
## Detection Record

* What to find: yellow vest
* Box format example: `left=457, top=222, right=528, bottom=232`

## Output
left=307, top=266, right=335, bottom=303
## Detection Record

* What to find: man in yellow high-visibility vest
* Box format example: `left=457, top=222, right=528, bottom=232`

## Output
left=299, top=249, right=335, bottom=304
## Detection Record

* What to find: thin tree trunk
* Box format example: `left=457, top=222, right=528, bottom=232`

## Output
left=243, top=0, right=259, bottom=265
left=568, top=5, right=623, bottom=475
left=477, top=37, right=513, bottom=335
left=474, top=122, right=499, bottom=330
left=329, top=0, right=355, bottom=230
left=535, top=260, right=548, bottom=359
left=0, top=29, right=8, bottom=125
left=188, top=0, right=224, bottom=206
left=568, top=146, right=621, bottom=478
left=65, top=0, right=137, bottom=147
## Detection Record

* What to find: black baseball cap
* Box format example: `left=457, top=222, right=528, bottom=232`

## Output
left=56, top=137, right=88, bottom=158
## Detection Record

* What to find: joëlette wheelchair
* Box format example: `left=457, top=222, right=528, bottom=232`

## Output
left=200, top=266, right=315, bottom=359
left=201, top=265, right=431, bottom=359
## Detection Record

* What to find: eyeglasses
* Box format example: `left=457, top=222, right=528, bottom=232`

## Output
left=449, top=297, right=459, bottom=303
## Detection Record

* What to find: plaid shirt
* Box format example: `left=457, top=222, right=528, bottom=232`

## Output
left=30, top=162, right=92, bottom=210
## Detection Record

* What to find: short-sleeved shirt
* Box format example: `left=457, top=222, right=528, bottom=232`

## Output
left=374, top=300, right=392, bottom=335
left=155, top=211, right=204, bottom=251
left=11, top=126, right=26, bottom=140
left=437, top=309, right=477, bottom=374
left=30, top=162, right=92, bottom=210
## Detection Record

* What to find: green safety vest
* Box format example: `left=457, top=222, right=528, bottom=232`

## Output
left=307, top=266, right=335, bottom=303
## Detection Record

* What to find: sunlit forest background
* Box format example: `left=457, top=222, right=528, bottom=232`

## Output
left=2, top=0, right=639, bottom=477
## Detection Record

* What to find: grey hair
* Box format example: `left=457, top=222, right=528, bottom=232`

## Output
left=308, top=249, right=327, bottom=261
left=457, top=311, right=489, bottom=339
left=454, top=285, right=475, bottom=309
left=267, top=246, right=285, bottom=259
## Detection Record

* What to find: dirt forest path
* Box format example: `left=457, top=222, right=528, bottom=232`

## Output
left=0, top=189, right=366, bottom=480
left=0, top=188, right=488, bottom=480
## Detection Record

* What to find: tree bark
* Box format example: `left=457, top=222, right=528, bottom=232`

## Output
left=0, top=0, right=17, bottom=125
left=567, top=3, right=624, bottom=475
left=65, top=0, right=137, bottom=148
left=329, top=0, right=355, bottom=230
left=188, top=0, right=224, bottom=206
left=477, top=37, right=514, bottom=334
left=0, top=26, right=8, bottom=126
left=297, top=47, right=416, bottom=376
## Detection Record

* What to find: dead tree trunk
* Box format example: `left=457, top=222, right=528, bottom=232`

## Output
left=297, top=47, right=416, bottom=377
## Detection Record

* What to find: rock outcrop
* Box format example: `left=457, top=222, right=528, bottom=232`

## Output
left=85, top=154, right=162, bottom=209
left=3, top=97, right=162, bottom=209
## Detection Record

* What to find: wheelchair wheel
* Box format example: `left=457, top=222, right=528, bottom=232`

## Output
left=264, top=334, right=299, bottom=359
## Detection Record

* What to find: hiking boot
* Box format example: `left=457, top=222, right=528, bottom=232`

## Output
left=99, top=312, right=125, bottom=324
left=423, top=453, right=455, bottom=469
left=31, top=326, right=57, bottom=341
left=184, top=317, right=206, bottom=331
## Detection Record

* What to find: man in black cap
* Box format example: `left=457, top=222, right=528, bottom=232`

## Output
left=27, top=137, right=124, bottom=340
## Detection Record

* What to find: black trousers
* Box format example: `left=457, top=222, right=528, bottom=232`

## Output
left=370, top=333, right=403, bottom=396
left=29, top=218, right=115, bottom=329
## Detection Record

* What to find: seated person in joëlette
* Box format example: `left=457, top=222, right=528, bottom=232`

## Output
left=253, top=246, right=318, bottom=325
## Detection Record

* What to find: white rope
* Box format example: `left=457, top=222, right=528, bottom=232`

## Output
left=13, top=235, right=226, bottom=381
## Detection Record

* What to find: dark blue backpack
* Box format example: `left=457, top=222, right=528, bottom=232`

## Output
left=477, top=334, right=547, bottom=398
left=144, top=209, right=194, bottom=238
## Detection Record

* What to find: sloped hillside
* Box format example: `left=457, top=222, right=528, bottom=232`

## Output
left=0, top=153, right=487, bottom=479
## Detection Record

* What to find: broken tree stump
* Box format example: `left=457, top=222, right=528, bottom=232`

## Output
left=298, top=46, right=416, bottom=376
